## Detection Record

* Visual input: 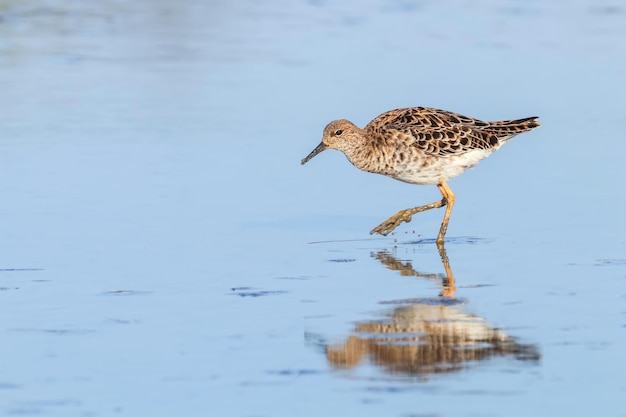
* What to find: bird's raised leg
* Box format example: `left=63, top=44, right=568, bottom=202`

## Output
left=370, top=195, right=446, bottom=236
left=369, top=180, right=455, bottom=239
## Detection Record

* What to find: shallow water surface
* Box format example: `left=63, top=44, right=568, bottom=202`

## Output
left=0, top=1, right=625, bottom=416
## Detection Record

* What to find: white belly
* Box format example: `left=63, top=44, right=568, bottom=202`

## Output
left=389, top=149, right=497, bottom=185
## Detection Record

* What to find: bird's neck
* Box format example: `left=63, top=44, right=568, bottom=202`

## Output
left=341, top=134, right=390, bottom=174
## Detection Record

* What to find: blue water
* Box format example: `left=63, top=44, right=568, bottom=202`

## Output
left=1, top=1, right=625, bottom=416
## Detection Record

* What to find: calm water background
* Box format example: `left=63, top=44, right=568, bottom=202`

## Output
left=1, top=1, right=625, bottom=416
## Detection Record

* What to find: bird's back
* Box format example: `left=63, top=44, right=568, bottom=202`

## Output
left=365, top=107, right=539, bottom=156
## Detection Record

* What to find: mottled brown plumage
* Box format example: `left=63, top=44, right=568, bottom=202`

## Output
left=301, top=107, right=539, bottom=242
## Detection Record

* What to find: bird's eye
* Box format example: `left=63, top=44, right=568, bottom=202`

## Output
left=335, top=129, right=343, bottom=136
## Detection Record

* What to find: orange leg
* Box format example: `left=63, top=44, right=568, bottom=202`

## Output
left=370, top=180, right=455, bottom=242
left=436, top=180, right=455, bottom=245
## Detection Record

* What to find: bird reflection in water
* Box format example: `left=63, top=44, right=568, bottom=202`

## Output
left=324, top=244, right=540, bottom=377
left=374, top=243, right=457, bottom=297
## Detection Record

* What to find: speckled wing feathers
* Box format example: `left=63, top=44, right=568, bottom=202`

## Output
left=365, top=107, right=539, bottom=157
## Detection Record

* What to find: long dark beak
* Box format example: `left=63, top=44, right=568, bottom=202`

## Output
left=301, top=142, right=328, bottom=165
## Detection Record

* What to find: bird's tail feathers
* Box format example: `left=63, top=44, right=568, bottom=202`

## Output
left=485, top=116, right=540, bottom=141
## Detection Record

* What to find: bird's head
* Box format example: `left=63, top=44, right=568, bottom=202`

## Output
left=301, top=120, right=362, bottom=165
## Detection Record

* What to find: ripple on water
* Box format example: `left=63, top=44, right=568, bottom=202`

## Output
left=230, top=287, right=288, bottom=297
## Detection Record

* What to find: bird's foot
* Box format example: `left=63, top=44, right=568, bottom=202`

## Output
left=370, top=209, right=413, bottom=236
